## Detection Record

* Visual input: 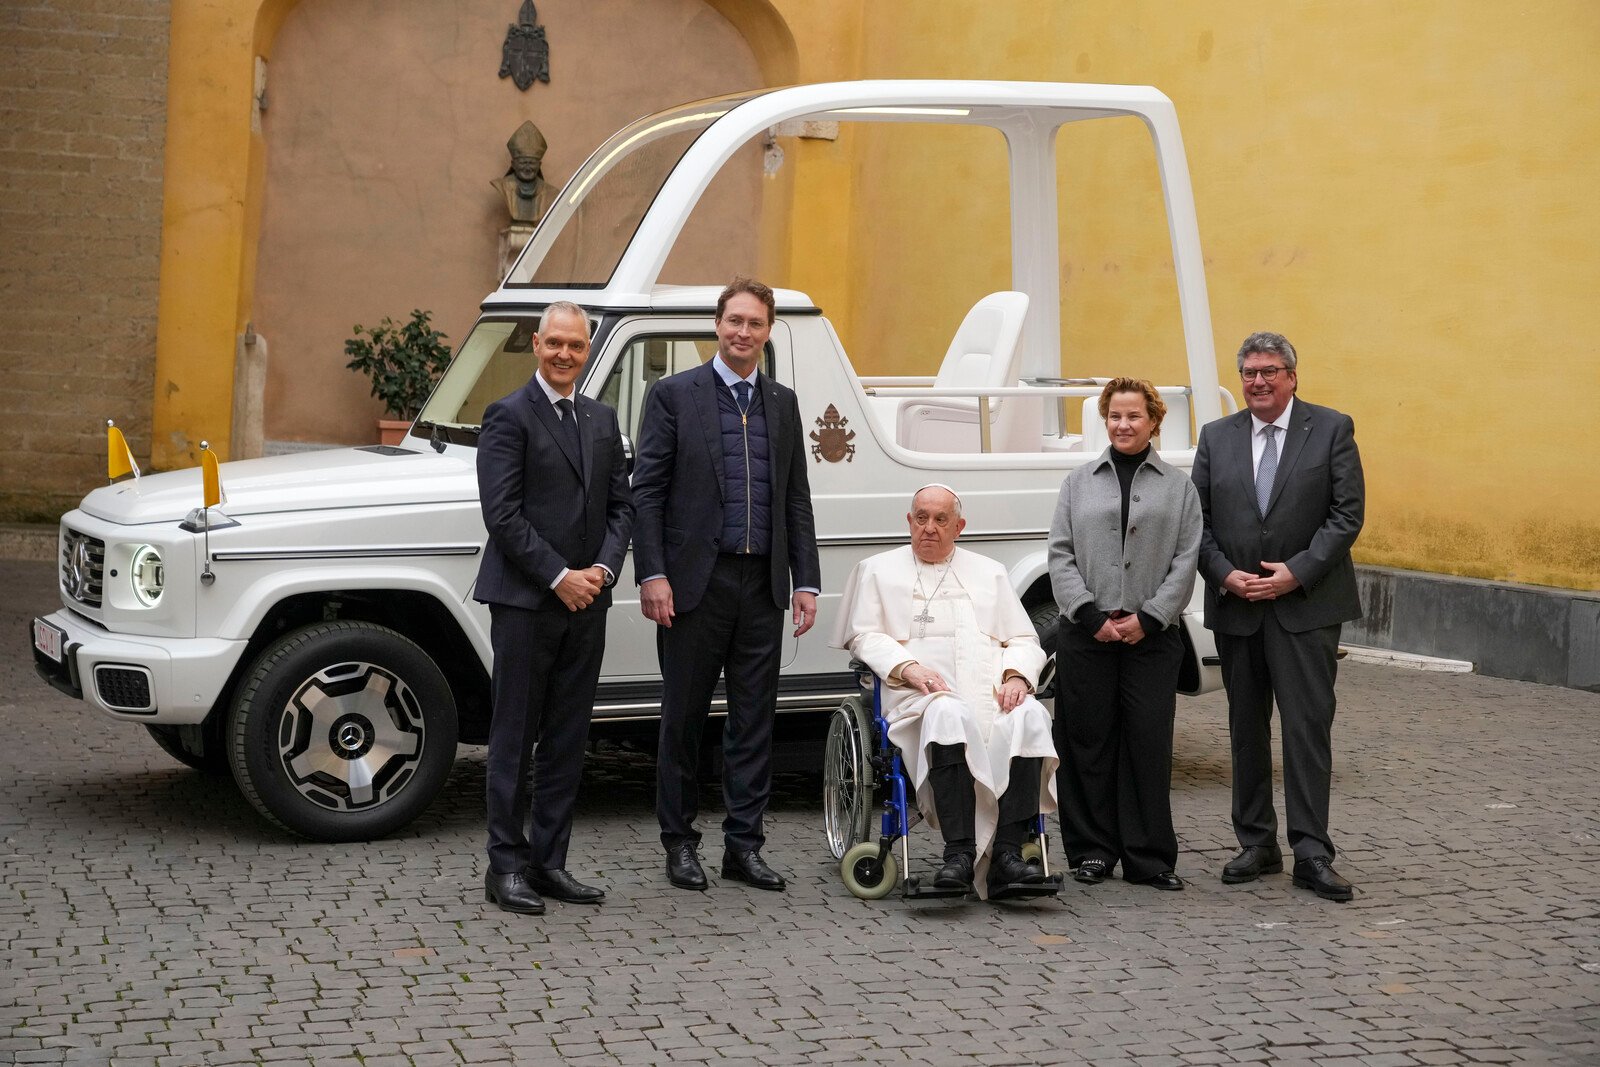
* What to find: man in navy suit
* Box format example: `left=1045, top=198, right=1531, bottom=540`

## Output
left=474, top=301, right=634, bottom=915
left=1192, top=331, right=1365, bottom=902
left=632, top=277, right=822, bottom=892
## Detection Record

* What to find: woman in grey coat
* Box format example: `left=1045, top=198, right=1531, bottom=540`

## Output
left=1048, top=378, right=1202, bottom=889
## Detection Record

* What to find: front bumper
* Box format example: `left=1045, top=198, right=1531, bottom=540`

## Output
left=31, top=609, right=248, bottom=724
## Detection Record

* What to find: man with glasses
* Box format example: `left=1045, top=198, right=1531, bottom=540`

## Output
left=1192, top=332, right=1365, bottom=901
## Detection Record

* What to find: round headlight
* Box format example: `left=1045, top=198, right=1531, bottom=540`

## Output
left=130, top=545, right=164, bottom=606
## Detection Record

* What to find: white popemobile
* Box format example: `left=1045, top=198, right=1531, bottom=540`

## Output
left=32, top=81, right=1236, bottom=841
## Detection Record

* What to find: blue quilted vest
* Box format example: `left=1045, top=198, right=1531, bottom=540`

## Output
left=717, top=380, right=773, bottom=555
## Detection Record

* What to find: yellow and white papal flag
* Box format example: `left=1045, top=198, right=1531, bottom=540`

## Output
left=107, top=420, right=139, bottom=481
left=200, top=441, right=226, bottom=508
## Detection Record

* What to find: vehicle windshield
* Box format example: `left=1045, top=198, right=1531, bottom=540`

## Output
left=416, top=316, right=576, bottom=431
left=505, top=91, right=761, bottom=289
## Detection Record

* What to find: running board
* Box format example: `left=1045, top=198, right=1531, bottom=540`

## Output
left=591, top=671, right=859, bottom=722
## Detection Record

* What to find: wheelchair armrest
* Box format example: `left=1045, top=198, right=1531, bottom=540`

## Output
left=848, top=658, right=876, bottom=690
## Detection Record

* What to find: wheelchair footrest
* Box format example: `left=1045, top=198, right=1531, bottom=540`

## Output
left=901, top=874, right=971, bottom=901
left=988, top=874, right=1064, bottom=901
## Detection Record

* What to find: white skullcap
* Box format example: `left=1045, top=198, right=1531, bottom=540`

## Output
left=913, top=482, right=962, bottom=507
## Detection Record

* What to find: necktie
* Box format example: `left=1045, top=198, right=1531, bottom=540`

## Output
left=1256, top=425, right=1278, bottom=517
left=556, top=397, right=581, bottom=457
left=733, top=381, right=751, bottom=415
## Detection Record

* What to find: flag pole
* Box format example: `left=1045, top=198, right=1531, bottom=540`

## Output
left=199, top=440, right=214, bottom=586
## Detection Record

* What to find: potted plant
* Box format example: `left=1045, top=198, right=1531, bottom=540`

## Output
left=344, top=309, right=453, bottom=445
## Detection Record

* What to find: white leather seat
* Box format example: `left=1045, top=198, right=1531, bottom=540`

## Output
left=896, top=291, right=1029, bottom=453
left=1081, top=395, right=1109, bottom=452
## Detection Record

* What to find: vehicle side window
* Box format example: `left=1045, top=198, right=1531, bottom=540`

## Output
left=598, top=334, right=772, bottom=440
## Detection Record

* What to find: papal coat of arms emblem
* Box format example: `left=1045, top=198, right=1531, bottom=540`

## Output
left=810, top=404, right=856, bottom=463
left=499, top=0, right=550, bottom=91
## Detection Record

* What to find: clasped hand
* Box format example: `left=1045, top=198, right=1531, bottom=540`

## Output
left=555, top=566, right=607, bottom=611
left=1094, top=615, right=1146, bottom=645
left=1223, top=561, right=1300, bottom=602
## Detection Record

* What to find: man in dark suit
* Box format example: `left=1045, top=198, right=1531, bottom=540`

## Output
left=474, top=301, right=633, bottom=915
left=1192, top=331, right=1365, bottom=902
left=632, top=276, right=822, bottom=892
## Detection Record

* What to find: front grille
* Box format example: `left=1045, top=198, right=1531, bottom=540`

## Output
left=60, top=528, right=105, bottom=607
left=94, top=666, right=153, bottom=712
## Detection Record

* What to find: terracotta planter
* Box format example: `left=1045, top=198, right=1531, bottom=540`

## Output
left=377, top=419, right=412, bottom=446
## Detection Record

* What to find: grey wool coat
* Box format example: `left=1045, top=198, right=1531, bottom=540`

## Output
left=1048, top=447, right=1202, bottom=629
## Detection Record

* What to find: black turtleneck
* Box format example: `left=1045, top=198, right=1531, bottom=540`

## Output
left=1110, top=443, right=1151, bottom=540
left=1076, top=443, right=1162, bottom=638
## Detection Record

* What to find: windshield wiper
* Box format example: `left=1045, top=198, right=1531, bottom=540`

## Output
left=415, top=420, right=446, bottom=454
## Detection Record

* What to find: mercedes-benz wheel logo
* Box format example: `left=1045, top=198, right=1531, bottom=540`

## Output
left=336, top=722, right=366, bottom=751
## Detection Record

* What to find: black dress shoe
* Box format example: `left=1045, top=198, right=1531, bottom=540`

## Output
left=721, top=848, right=786, bottom=891
left=1221, top=845, right=1284, bottom=884
left=932, top=853, right=975, bottom=890
left=1135, top=871, right=1185, bottom=891
left=988, top=849, right=1046, bottom=891
left=666, top=843, right=707, bottom=890
left=1292, top=856, right=1354, bottom=902
left=1072, top=858, right=1110, bottom=885
left=525, top=867, right=604, bottom=904
left=484, top=872, right=545, bottom=915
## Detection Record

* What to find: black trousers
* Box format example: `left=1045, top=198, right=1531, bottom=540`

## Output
left=1215, top=615, right=1341, bottom=862
left=1054, top=623, right=1183, bottom=881
left=485, top=603, right=607, bottom=875
left=656, top=554, right=783, bottom=853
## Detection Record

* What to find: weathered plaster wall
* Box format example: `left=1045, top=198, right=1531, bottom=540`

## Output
left=0, top=0, right=170, bottom=521
left=253, top=0, right=765, bottom=446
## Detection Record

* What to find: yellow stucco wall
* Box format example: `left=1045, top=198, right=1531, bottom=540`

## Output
left=155, top=0, right=1600, bottom=589
left=768, top=0, right=1600, bottom=590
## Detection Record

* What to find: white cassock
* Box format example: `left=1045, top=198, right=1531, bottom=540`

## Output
left=831, top=546, right=1058, bottom=890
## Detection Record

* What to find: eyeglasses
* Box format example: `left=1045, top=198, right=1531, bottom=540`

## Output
left=1241, top=366, right=1288, bottom=382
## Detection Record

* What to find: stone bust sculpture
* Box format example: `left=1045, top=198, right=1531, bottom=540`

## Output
left=491, top=120, right=556, bottom=226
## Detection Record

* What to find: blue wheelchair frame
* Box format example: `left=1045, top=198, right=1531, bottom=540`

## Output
left=836, top=668, right=1060, bottom=901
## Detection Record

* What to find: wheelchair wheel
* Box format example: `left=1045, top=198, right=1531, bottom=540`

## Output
left=823, top=696, right=873, bottom=860
left=840, top=841, right=898, bottom=900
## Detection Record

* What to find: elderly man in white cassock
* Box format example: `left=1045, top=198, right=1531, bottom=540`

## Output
left=831, top=484, right=1059, bottom=897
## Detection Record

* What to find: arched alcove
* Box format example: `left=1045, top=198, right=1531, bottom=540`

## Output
left=251, top=0, right=775, bottom=446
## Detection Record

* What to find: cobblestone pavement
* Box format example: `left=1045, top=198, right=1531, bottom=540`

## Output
left=3, top=558, right=1597, bottom=1066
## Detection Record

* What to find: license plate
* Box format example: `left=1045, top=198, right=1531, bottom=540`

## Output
left=32, top=618, right=64, bottom=663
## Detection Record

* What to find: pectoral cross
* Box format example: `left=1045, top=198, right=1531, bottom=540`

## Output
left=913, top=606, right=934, bottom=638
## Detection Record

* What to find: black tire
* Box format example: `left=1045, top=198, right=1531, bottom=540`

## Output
left=1027, top=598, right=1060, bottom=700
left=822, top=696, right=874, bottom=860
left=144, top=723, right=230, bottom=776
left=226, top=621, right=458, bottom=841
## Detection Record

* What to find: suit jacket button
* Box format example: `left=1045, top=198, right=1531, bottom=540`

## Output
left=1123, top=561, right=1131, bottom=569
left=1133, top=495, right=1140, bottom=502
left=712, top=538, right=720, bottom=546
left=1128, top=525, right=1137, bottom=534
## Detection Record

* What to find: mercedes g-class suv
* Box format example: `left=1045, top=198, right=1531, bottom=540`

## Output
left=33, top=81, right=1232, bottom=840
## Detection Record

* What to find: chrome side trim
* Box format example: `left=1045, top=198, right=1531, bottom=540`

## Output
left=593, top=690, right=858, bottom=720
left=211, top=544, right=482, bottom=562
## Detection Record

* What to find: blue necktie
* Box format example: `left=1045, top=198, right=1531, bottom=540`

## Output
left=733, top=381, right=751, bottom=415
left=556, top=397, right=580, bottom=458
left=1256, top=425, right=1278, bottom=517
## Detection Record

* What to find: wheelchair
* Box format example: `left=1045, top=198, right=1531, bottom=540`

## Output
left=822, top=661, right=1062, bottom=901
